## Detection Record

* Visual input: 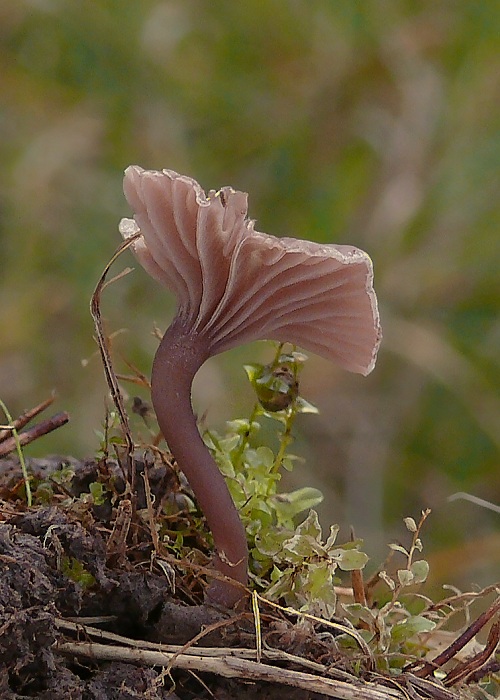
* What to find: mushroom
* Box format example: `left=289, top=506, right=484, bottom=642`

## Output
left=119, top=166, right=381, bottom=607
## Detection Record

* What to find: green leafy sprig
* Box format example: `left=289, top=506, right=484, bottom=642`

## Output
left=205, top=344, right=368, bottom=618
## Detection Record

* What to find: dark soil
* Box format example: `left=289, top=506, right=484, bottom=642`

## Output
left=0, top=455, right=344, bottom=700
left=1, top=455, right=494, bottom=700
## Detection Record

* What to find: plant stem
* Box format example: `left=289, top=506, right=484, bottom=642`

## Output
left=232, top=403, right=260, bottom=471
left=151, top=319, right=248, bottom=607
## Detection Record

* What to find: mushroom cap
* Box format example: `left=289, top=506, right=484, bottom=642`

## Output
left=120, top=166, right=382, bottom=375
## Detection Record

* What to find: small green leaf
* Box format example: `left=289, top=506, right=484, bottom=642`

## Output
left=271, top=487, right=323, bottom=525
left=336, top=549, right=368, bottom=571
left=294, top=510, right=322, bottom=540
left=61, top=557, right=96, bottom=589
left=388, top=543, right=409, bottom=556
left=89, top=481, right=106, bottom=506
left=325, top=524, right=340, bottom=549
left=391, top=615, right=436, bottom=643
left=225, top=418, right=260, bottom=436
left=219, top=434, right=241, bottom=453
left=50, top=467, right=75, bottom=485
left=281, top=455, right=299, bottom=472
left=397, top=569, right=414, bottom=586
left=404, top=517, right=417, bottom=532
left=109, top=436, right=126, bottom=445
left=243, top=363, right=262, bottom=384
left=342, top=603, right=375, bottom=626
left=254, top=446, right=275, bottom=468
left=295, top=397, right=319, bottom=414
left=411, top=559, right=429, bottom=583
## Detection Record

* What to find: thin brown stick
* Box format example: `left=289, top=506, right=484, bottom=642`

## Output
left=428, top=583, right=500, bottom=612
left=404, top=674, right=457, bottom=700
left=0, top=394, right=56, bottom=442
left=117, top=354, right=151, bottom=388
left=443, top=619, right=500, bottom=686
left=90, top=235, right=140, bottom=490
left=409, top=595, right=500, bottom=678
left=0, top=412, right=70, bottom=457
left=141, top=467, right=160, bottom=556
left=466, top=658, right=500, bottom=683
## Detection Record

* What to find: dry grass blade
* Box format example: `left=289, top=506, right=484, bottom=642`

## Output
left=141, top=467, right=160, bottom=556
left=252, top=591, right=263, bottom=663
left=90, top=233, right=141, bottom=490
left=0, top=393, right=55, bottom=442
left=116, top=355, right=151, bottom=389
left=105, top=498, right=132, bottom=566
left=448, top=492, right=500, bottom=514
left=0, top=397, right=32, bottom=506
left=429, top=583, right=500, bottom=612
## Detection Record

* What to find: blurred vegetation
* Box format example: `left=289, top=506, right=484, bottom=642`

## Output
left=1, top=1, right=499, bottom=590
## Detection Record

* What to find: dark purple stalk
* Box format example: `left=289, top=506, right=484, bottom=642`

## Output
left=151, top=318, right=248, bottom=607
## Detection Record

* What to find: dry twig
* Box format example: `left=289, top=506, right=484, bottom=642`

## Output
left=90, top=235, right=140, bottom=491
left=0, top=413, right=70, bottom=458
left=407, top=595, right=500, bottom=681
left=56, top=640, right=403, bottom=700
left=0, top=394, right=56, bottom=442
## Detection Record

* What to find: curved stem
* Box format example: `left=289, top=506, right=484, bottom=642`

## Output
left=151, top=319, right=248, bottom=607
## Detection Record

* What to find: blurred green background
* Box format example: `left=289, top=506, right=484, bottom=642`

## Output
left=1, top=1, right=499, bottom=589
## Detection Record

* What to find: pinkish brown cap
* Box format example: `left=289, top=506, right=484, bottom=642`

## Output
left=119, top=166, right=381, bottom=375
